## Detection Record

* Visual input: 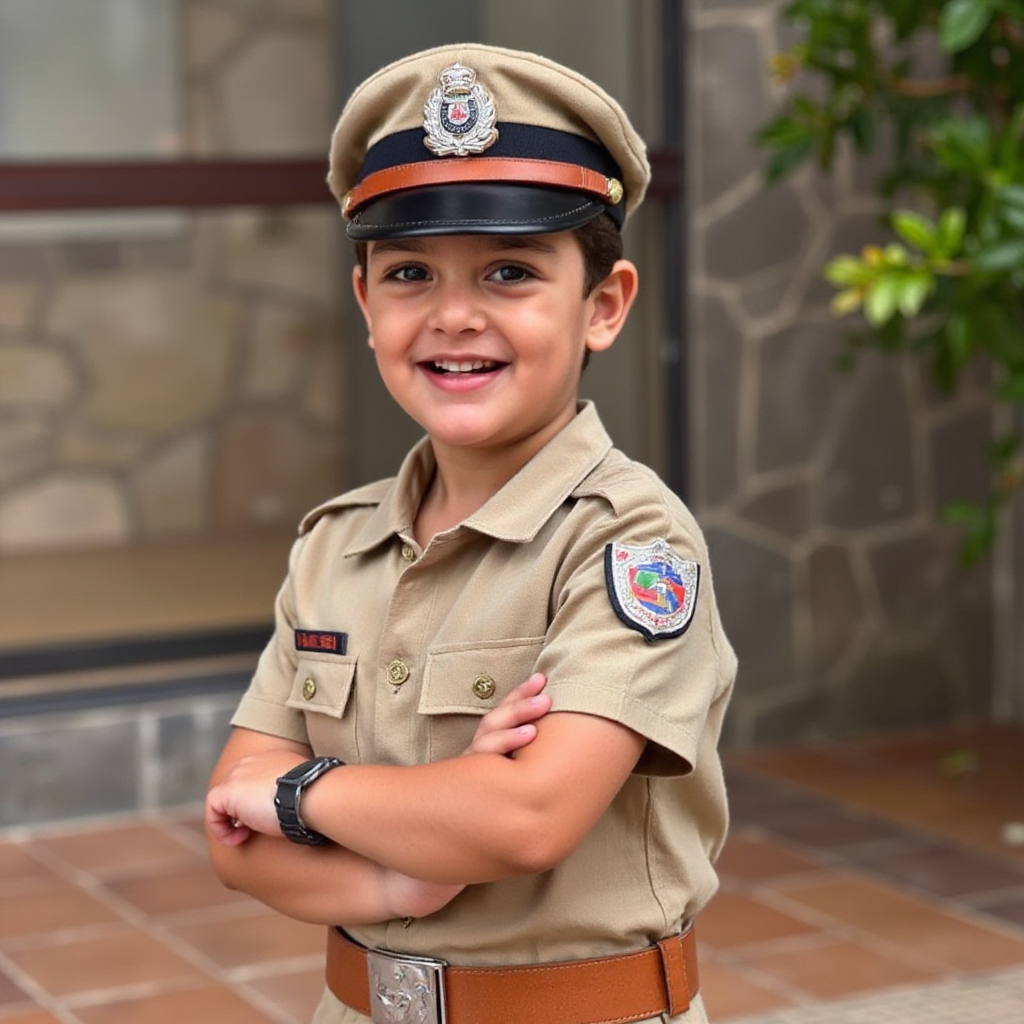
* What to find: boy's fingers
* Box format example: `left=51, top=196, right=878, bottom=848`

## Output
left=487, top=694, right=551, bottom=733
left=498, top=672, right=547, bottom=706
left=473, top=724, right=537, bottom=756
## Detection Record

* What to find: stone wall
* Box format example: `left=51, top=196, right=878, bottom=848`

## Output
left=689, top=1, right=998, bottom=744
left=0, top=0, right=344, bottom=554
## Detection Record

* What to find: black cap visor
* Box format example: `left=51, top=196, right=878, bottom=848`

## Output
left=345, top=183, right=615, bottom=240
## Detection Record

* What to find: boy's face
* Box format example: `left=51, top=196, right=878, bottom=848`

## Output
left=353, top=231, right=634, bottom=463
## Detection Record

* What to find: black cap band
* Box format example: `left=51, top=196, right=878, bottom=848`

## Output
left=347, top=123, right=625, bottom=239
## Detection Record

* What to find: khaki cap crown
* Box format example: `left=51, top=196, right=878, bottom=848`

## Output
left=328, top=43, right=650, bottom=237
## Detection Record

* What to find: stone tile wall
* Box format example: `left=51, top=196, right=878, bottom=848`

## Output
left=688, top=1, right=1004, bottom=743
left=0, top=692, right=238, bottom=829
left=0, top=0, right=344, bottom=554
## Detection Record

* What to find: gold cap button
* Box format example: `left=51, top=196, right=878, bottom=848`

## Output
left=302, top=678, right=317, bottom=700
left=607, top=177, right=624, bottom=205
left=399, top=916, right=414, bottom=928
left=400, top=543, right=417, bottom=563
left=386, top=659, right=410, bottom=686
left=472, top=675, right=496, bottom=700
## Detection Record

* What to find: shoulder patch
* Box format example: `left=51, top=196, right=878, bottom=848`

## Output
left=604, top=539, right=699, bottom=641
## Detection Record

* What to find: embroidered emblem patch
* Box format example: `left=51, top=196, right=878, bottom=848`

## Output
left=294, top=630, right=348, bottom=655
left=604, top=540, right=699, bottom=641
left=423, top=62, right=499, bottom=156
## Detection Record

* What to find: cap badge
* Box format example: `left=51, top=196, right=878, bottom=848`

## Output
left=423, top=62, right=499, bottom=157
left=604, top=539, right=700, bottom=641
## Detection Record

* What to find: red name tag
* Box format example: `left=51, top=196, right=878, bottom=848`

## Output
left=294, top=630, right=348, bottom=655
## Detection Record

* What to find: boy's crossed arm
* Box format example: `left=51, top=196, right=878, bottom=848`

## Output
left=206, top=673, right=555, bottom=925
left=207, top=671, right=646, bottom=913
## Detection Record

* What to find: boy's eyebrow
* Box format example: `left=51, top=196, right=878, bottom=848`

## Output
left=367, top=236, right=560, bottom=258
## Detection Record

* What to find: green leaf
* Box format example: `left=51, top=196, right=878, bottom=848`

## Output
left=892, top=211, right=937, bottom=251
left=946, top=313, right=974, bottom=363
left=940, top=0, right=994, bottom=53
left=1000, top=186, right=1024, bottom=211
left=765, top=139, right=815, bottom=183
left=865, top=277, right=900, bottom=326
left=936, top=207, right=967, bottom=256
left=824, top=255, right=872, bottom=287
left=898, top=273, right=934, bottom=316
left=974, top=239, right=1024, bottom=272
left=943, top=500, right=997, bottom=565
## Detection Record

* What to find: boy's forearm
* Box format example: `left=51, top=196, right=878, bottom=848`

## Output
left=300, top=715, right=645, bottom=885
left=301, top=756, right=537, bottom=885
left=207, top=830, right=393, bottom=925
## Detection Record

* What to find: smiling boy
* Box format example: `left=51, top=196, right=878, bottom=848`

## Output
left=207, top=44, right=736, bottom=1024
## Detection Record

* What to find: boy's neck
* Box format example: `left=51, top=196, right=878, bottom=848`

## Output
left=413, top=408, right=578, bottom=546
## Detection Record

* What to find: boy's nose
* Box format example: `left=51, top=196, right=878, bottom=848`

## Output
left=427, top=280, right=487, bottom=336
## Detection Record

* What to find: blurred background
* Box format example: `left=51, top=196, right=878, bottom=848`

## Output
left=0, top=0, right=1020, bottom=830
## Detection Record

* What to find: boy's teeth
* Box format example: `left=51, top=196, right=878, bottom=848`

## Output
left=434, top=359, right=496, bottom=373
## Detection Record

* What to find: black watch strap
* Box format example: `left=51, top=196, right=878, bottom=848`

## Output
left=274, top=756, right=344, bottom=846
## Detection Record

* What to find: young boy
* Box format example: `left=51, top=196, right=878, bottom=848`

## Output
left=206, top=43, right=736, bottom=1024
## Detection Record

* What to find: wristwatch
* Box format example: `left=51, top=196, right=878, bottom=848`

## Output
left=274, top=756, right=344, bottom=845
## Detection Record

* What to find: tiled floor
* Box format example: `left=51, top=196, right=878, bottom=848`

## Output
left=1, top=721, right=1022, bottom=1024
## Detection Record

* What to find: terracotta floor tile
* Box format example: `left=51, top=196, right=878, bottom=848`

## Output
left=846, top=837, right=1024, bottom=898
left=778, top=875, right=1024, bottom=972
left=0, top=879, right=121, bottom=943
left=0, top=846, right=58, bottom=888
left=757, top=803, right=909, bottom=850
left=7, top=927, right=202, bottom=998
left=716, top=832, right=826, bottom=884
left=73, top=984, right=278, bottom=1024
left=697, top=960, right=792, bottom=1020
left=105, top=861, right=253, bottom=917
left=0, top=966, right=31, bottom=1007
left=246, top=968, right=325, bottom=1022
left=743, top=938, right=940, bottom=999
left=976, top=896, right=1024, bottom=931
left=698, top=892, right=822, bottom=950
left=29, top=826, right=199, bottom=879
left=169, top=909, right=324, bottom=969
left=728, top=747, right=862, bottom=783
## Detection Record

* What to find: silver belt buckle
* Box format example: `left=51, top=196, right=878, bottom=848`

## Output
left=366, top=947, right=448, bottom=1024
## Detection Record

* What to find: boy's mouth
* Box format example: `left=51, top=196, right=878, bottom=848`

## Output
left=424, top=359, right=505, bottom=375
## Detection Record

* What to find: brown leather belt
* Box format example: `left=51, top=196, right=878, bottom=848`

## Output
left=326, top=924, right=699, bottom=1024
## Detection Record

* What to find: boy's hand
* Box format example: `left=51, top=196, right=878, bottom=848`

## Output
left=465, top=672, right=550, bottom=756
left=206, top=748, right=308, bottom=845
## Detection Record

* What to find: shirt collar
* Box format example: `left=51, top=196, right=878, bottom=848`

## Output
left=344, top=402, right=613, bottom=554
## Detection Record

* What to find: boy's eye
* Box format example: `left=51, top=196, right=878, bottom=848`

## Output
left=488, top=264, right=534, bottom=283
left=385, top=264, right=431, bottom=283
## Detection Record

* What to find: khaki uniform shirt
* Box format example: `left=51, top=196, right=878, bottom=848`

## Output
left=232, top=403, right=736, bottom=1024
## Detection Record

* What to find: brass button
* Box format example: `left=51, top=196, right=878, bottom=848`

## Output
left=399, top=916, right=414, bottom=928
left=302, top=678, right=317, bottom=700
left=386, top=659, right=410, bottom=686
left=472, top=675, right=496, bottom=700
left=400, top=543, right=417, bottom=563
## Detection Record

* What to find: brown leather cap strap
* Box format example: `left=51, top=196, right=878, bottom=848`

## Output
left=342, top=157, right=622, bottom=218
left=326, top=925, right=699, bottom=1024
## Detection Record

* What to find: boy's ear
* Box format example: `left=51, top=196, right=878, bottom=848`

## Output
left=585, top=259, right=639, bottom=353
left=352, top=265, right=374, bottom=348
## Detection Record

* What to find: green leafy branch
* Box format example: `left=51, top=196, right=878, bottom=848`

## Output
left=758, top=0, right=1024, bottom=560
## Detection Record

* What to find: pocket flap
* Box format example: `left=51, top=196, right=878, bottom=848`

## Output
left=419, top=638, right=544, bottom=716
left=286, top=655, right=357, bottom=719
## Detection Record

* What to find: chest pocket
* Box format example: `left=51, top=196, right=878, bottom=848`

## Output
left=285, top=654, right=359, bottom=762
left=418, top=638, right=545, bottom=762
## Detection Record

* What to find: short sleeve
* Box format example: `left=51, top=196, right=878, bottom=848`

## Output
left=230, top=536, right=311, bottom=745
left=535, top=498, right=732, bottom=777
